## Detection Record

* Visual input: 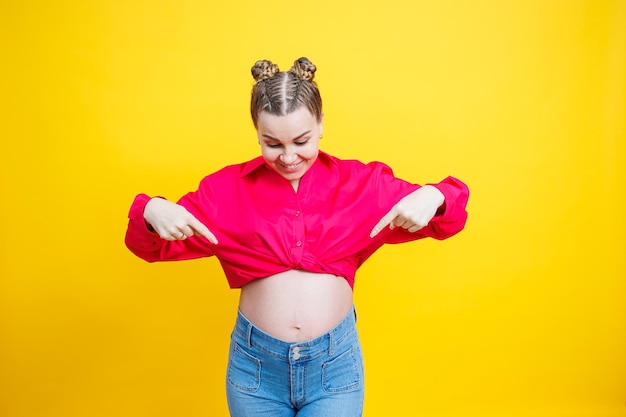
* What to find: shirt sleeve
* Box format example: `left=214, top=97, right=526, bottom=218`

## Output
left=124, top=190, right=216, bottom=263
left=374, top=164, right=469, bottom=243
left=422, top=176, right=470, bottom=239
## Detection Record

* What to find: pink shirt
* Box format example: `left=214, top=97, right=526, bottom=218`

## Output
left=125, top=151, right=469, bottom=289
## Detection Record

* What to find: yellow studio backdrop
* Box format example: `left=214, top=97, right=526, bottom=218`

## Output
left=1, top=1, right=624, bottom=416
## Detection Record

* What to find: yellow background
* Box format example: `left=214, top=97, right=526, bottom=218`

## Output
left=1, top=1, right=625, bottom=416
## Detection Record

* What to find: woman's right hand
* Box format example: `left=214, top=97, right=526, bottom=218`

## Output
left=144, top=198, right=218, bottom=244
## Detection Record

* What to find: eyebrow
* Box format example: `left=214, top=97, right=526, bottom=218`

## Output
left=261, top=130, right=312, bottom=142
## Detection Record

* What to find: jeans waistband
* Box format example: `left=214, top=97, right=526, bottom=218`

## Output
left=233, top=306, right=357, bottom=362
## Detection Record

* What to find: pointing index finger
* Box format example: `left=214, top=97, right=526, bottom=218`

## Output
left=369, top=207, right=398, bottom=238
left=189, top=217, right=218, bottom=245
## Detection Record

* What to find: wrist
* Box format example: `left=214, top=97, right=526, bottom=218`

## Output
left=143, top=197, right=166, bottom=230
left=424, top=185, right=445, bottom=205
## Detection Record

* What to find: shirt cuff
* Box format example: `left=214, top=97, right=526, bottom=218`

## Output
left=128, top=193, right=159, bottom=233
left=426, top=176, right=465, bottom=219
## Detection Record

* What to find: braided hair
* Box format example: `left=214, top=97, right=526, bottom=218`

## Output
left=250, top=57, right=323, bottom=127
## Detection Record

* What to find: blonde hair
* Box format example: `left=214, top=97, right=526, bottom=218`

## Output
left=250, top=57, right=323, bottom=127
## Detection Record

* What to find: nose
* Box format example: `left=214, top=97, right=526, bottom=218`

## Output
left=280, top=149, right=297, bottom=164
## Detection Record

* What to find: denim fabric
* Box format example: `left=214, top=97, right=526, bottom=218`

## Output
left=226, top=307, right=364, bottom=416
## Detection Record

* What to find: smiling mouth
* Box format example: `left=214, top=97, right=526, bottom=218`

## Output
left=278, top=161, right=303, bottom=170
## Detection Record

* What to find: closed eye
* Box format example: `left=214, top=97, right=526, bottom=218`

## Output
left=261, top=130, right=312, bottom=147
left=265, top=139, right=309, bottom=148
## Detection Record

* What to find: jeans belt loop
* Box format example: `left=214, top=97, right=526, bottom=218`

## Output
left=246, top=323, right=253, bottom=349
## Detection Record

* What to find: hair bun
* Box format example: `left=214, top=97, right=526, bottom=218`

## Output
left=251, top=60, right=280, bottom=82
left=290, top=57, right=316, bottom=81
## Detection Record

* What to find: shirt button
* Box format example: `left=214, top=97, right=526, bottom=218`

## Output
left=295, top=210, right=301, bottom=217
left=296, top=241, right=302, bottom=247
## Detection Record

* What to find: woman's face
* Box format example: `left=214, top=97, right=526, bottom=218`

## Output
left=256, top=107, right=323, bottom=186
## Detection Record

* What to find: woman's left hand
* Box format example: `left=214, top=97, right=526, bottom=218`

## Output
left=370, top=185, right=445, bottom=238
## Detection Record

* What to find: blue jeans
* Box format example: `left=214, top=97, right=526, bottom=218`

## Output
left=226, top=307, right=364, bottom=416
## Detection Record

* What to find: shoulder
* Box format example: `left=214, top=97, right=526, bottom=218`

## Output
left=204, top=156, right=264, bottom=180
left=319, top=151, right=397, bottom=179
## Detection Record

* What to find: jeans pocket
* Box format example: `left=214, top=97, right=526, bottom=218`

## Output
left=322, top=347, right=361, bottom=393
left=227, top=343, right=261, bottom=393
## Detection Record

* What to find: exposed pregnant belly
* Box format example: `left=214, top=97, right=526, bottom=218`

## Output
left=238, top=270, right=354, bottom=342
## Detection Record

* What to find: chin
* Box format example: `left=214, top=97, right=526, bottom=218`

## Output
left=282, top=173, right=304, bottom=182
